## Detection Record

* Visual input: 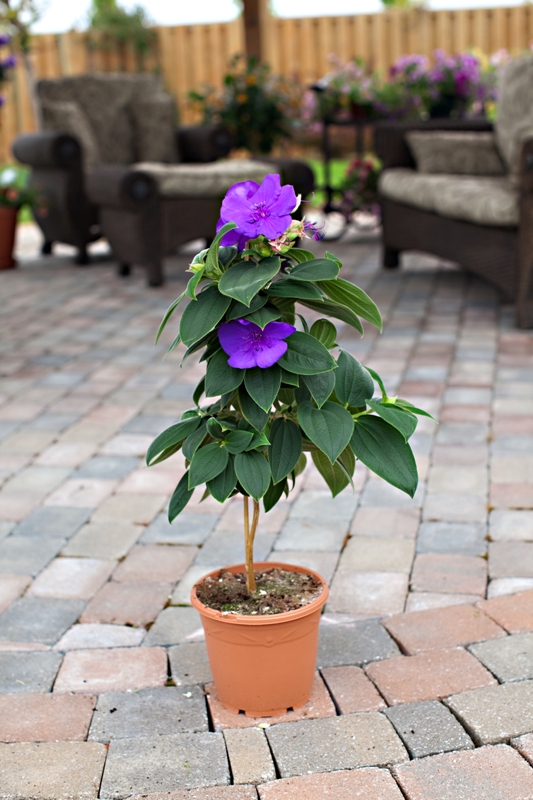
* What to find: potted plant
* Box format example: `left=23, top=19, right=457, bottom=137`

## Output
left=147, top=174, right=428, bottom=716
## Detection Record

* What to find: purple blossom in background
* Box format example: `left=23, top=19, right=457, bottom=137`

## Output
left=0, top=95, right=4, bottom=108
left=0, top=34, right=10, bottom=47
left=218, top=318, right=296, bottom=369
left=1, top=55, right=16, bottom=69
left=217, top=174, right=298, bottom=249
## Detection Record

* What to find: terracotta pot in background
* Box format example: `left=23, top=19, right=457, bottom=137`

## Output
left=0, top=206, right=18, bottom=270
left=191, top=561, right=329, bottom=717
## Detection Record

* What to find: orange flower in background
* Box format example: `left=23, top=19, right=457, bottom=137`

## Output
left=236, top=93, right=248, bottom=103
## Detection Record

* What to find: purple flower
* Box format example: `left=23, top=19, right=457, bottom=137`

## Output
left=303, top=219, right=325, bottom=241
left=218, top=318, right=296, bottom=369
left=217, top=174, right=297, bottom=249
left=1, top=55, right=16, bottom=69
left=0, top=34, right=10, bottom=47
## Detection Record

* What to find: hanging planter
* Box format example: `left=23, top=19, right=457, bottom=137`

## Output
left=0, top=205, right=18, bottom=269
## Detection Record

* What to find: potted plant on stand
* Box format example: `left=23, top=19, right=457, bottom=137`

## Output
left=147, top=174, right=428, bottom=716
left=0, top=165, right=42, bottom=269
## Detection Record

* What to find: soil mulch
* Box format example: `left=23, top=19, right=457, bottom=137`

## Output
left=195, top=567, right=323, bottom=616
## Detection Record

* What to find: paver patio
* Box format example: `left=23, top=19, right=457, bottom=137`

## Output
left=1, top=225, right=533, bottom=798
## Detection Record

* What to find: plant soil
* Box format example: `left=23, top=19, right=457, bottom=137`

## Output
left=195, top=567, right=323, bottom=615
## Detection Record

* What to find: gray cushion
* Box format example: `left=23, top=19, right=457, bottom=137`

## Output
left=406, top=131, right=505, bottom=176
left=134, top=159, right=276, bottom=198
left=41, top=100, right=101, bottom=169
left=379, top=168, right=518, bottom=227
left=495, top=56, right=533, bottom=182
left=131, top=94, right=178, bottom=164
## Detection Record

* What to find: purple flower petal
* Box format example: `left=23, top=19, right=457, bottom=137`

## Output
left=267, top=184, right=298, bottom=215
left=218, top=318, right=296, bottom=370
left=255, top=339, right=288, bottom=368
left=263, top=321, right=297, bottom=340
left=218, top=319, right=253, bottom=355
left=228, top=346, right=259, bottom=369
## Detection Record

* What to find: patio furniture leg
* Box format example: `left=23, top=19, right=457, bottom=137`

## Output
left=41, top=240, right=53, bottom=255
left=383, top=246, right=400, bottom=269
left=147, top=261, right=163, bottom=287
left=118, top=263, right=131, bottom=277
left=75, top=246, right=89, bottom=266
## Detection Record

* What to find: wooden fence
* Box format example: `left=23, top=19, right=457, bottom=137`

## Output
left=1, top=4, right=533, bottom=162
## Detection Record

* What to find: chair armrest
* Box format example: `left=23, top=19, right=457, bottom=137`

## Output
left=12, top=132, right=82, bottom=170
left=520, top=136, right=533, bottom=193
left=85, top=165, right=158, bottom=211
left=374, top=119, right=494, bottom=170
left=177, top=124, right=234, bottom=163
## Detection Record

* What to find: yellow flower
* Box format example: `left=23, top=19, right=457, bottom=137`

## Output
left=236, top=93, right=248, bottom=103
left=246, top=75, right=256, bottom=86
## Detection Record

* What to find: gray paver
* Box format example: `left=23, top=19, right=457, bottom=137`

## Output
left=265, top=713, right=408, bottom=778
left=317, top=616, right=400, bottom=667
left=489, top=510, right=533, bottom=542
left=11, top=506, right=91, bottom=539
left=0, top=535, right=66, bottom=576
left=143, top=606, right=204, bottom=646
left=289, top=490, right=359, bottom=523
left=76, top=456, right=139, bottom=480
left=385, top=700, right=474, bottom=758
left=168, top=642, right=213, bottom=686
left=100, top=731, right=229, bottom=797
left=0, top=522, right=13, bottom=542
left=141, top=512, right=218, bottom=546
left=0, top=651, right=63, bottom=693
left=445, top=680, right=533, bottom=744
left=274, top=518, right=348, bottom=552
left=88, top=686, right=208, bottom=741
left=224, top=727, right=276, bottom=785
left=195, top=529, right=277, bottom=565
left=489, top=542, right=533, bottom=578
left=122, top=415, right=177, bottom=434
left=416, top=522, right=487, bottom=556
left=0, top=596, right=85, bottom=645
left=469, top=633, right=533, bottom=682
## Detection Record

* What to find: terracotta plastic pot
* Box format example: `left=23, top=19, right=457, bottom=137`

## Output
left=0, top=206, right=18, bottom=270
left=190, top=561, right=329, bottom=717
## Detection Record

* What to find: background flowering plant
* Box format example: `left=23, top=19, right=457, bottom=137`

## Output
left=0, top=33, right=15, bottom=109
left=342, top=154, right=382, bottom=212
left=0, top=165, right=41, bottom=208
left=148, top=174, right=427, bottom=594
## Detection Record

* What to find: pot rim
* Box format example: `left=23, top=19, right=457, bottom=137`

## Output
left=190, top=561, right=329, bottom=626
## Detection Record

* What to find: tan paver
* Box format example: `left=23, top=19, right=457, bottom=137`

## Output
left=27, top=557, right=115, bottom=599
left=321, top=666, right=386, bottom=713
left=91, top=492, right=166, bottom=524
left=0, top=692, right=95, bottom=742
left=54, top=646, right=167, bottom=693
left=62, top=521, right=143, bottom=559
left=113, top=544, right=197, bottom=583
left=0, top=574, right=31, bottom=614
left=80, top=580, right=171, bottom=626
left=44, top=478, right=117, bottom=508
left=410, top=554, right=487, bottom=595
left=224, top=727, right=276, bottom=785
left=127, top=788, right=257, bottom=799
left=350, top=507, right=420, bottom=539
left=258, top=767, right=405, bottom=799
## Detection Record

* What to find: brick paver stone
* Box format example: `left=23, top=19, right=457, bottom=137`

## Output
left=0, top=692, right=95, bottom=742
left=337, top=536, right=415, bottom=572
left=126, top=787, right=257, bottom=800
left=91, top=492, right=166, bottom=525
left=0, top=741, right=107, bottom=799
left=366, top=647, right=497, bottom=705
left=169, top=642, right=213, bottom=686
left=88, top=686, right=208, bottom=740
left=54, top=622, right=146, bottom=650
left=0, top=534, right=66, bottom=576
left=224, top=727, right=276, bottom=785
left=410, top=554, right=487, bottom=595
left=100, top=731, right=230, bottom=796
left=511, top=732, right=533, bottom=766
left=112, top=543, right=197, bottom=583
left=0, top=651, right=62, bottom=693
left=489, top=542, right=533, bottom=578
left=141, top=511, right=218, bottom=546
left=258, top=767, right=405, bottom=799
left=80, top=580, right=171, bottom=627
left=143, top=606, right=204, bottom=646
left=469, top=632, right=533, bottom=682
left=350, top=507, right=420, bottom=539
left=382, top=604, right=506, bottom=654
left=489, top=510, right=533, bottom=541
left=320, top=666, right=386, bottom=713
left=445, top=680, right=533, bottom=744
left=27, top=557, right=115, bottom=599
left=477, top=590, right=533, bottom=632
left=12, top=506, right=91, bottom=539
left=416, top=522, right=486, bottom=556
left=62, top=521, right=143, bottom=559
left=385, top=700, right=473, bottom=758
left=317, top=616, right=400, bottom=668
left=327, top=570, right=408, bottom=616
left=206, top=674, right=335, bottom=731
left=53, top=646, right=167, bottom=694
left=0, top=596, right=85, bottom=645
left=393, top=744, right=533, bottom=800
left=266, top=713, right=407, bottom=778
left=0, top=574, right=30, bottom=614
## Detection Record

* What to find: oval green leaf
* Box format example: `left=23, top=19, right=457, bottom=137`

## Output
left=205, top=349, right=244, bottom=397
left=180, top=285, right=232, bottom=348
left=218, top=256, right=281, bottom=307
left=298, top=400, right=354, bottom=463
left=146, top=417, right=201, bottom=466
left=349, top=415, right=418, bottom=497
left=188, top=442, right=229, bottom=489
left=335, top=350, right=375, bottom=407
left=278, top=331, right=337, bottom=376
left=235, top=450, right=271, bottom=500
left=244, top=365, right=282, bottom=412
left=269, top=418, right=303, bottom=484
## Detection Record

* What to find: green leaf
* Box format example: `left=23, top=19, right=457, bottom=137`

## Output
left=206, top=418, right=225, bottom=440
left=242, top=305, right=282, bottom=328
left=235, top=451, right=271, bottom=500
left=298, top=400, right=354, bottom=463
left=193, top=377, right=205, bottom=406
left=312, top=447, right=354, bottom=497
left=302, top=372, right=336, bottom=408
left=239, top=387, right=269, bottom=432
left=218, top=245, right=239, bottom=268
left=279, top=331, right=337, bottom=376
left=310, top=319, right=337, bottom=349
left=188, top=442, right=229, bottom=489
left=324, top=251, right=342, bottom=267
left=290, top=258, right=340, bottom=282
left=394, top=399, right=435, bottom=419
left=225, top=430, right=254, bottom=454
left=246, top=430, right=270, bottom=450
left=146, top=417, right=201, bottom=466
left=182, top=424, right=207, bottom=461
left=365, top=366, right=386, bottom=399
left=263, top=478, right=287, bottom=512
left=182, top=331, right=215, bottom=362
left=168, top=473, right=194, bottom=522
left=185, top=266, right=205, bottom=299
left=166, top=331, right=182, bottom=356
left=299, top=298, right=363, bottom=335
left=367, top=399, right=418, bottom=441
left=244, top=366, right=281, bottom=412
left=318, top=279, right=382, bottom=331
left=280, top=369, right=299, bottom=387
left=288, top=248, right=315, bottom=263
left=269, top=418, right=302, bottom=484
left=207, top=457, right=237, bottom=502
left=218, top=256, right=281, bottom=306
left=226, top=294, right=268, bottom=321
left=205, top=221, right=237, bottom=276
left=147, top=442, right=183, bottom=467
left=180, top=285, right=232, bottom=348
left=349, top=415, right=418, bottom=497
left=267, top=280, right=323, bottom=302
left=205, top=349, right=244, bottom=397
left=335, top=351, right=375, bottom=407
left=155, top=292, right=185, bottom=344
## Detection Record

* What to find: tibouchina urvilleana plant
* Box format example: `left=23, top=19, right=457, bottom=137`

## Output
left=147, top=174, right=429, bottom=594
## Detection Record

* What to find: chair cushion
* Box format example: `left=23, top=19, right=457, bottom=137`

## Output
left=134, top=159, right=275, bottom=198
left=41, top=100, right=101, bottom=169
left=406, top=131, right=505, bottom=176
left=495, top=56, right=533, bottom=182
left=131, top=95, right=178, bottom=164
left=379, top=168, right=518, bottom=227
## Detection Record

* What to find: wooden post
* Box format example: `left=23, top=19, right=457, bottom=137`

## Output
left=243, top=0, right=269, bottom=61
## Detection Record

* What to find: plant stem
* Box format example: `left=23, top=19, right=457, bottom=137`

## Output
left=244, top=495, right=259, bottom=594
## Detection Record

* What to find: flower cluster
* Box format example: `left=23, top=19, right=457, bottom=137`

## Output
left=342, top=155, right=382, bottom=214
left=0, top=166, right=46, bottom=212
left=0, top=34, right=15, bottom=110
